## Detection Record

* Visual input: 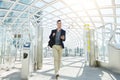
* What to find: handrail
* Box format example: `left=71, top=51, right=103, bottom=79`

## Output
left=108, top=43, right=120, bottom=50
left=108, top=27, right=116, bottom=43
left=96, top=23, right=120, bottom=50
left=96, top=23, right=112, bottom=29
left=108, top=27, right=120, bottom=50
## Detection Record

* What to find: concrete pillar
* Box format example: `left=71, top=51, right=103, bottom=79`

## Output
left=89, top=30, right=96, bottom=67
left=33, top=44, right=37, bottom=71
left=36, top=27, right=43, bottom=69
left=0, top=51, right=1, bottom=64
left=83, top=28, right=88, bottom=63
left=6, top=44, right=11, bottom=70
left=84, top=27, right=96, bottom=66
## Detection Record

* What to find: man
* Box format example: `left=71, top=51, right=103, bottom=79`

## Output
left=49, top=20, right=66, bottom=78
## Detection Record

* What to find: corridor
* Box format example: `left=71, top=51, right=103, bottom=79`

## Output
left=1, top=57, right=120, bottom=80
left=0, top=0, right=120, bottom=80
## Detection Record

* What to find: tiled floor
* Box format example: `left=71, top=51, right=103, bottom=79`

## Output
left=0, top=57, right=120, bottom=80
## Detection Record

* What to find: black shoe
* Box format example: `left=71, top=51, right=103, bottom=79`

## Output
left=56, top=74, right=59, bottom=79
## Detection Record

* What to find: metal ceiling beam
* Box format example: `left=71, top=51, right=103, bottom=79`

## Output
left=93, top=0, right=104, bottom=26
left=61, top=0, right=84, bottom=28
left=19, top=0, right=58, bottom=27
left=11, top=0, right=39, bottom=27
left=2, top=0, right=19, bottom=23
left=112, top=0, right=117, bottom=28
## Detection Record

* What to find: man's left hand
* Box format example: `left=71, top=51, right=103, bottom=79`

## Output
left=61, top=35, right=65, bottom=40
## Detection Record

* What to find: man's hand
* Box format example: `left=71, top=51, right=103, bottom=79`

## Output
left=61, top=35, right=65, bottom=40
left=52, top=33, right=55, bottom=36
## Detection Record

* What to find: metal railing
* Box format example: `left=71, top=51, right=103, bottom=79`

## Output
left=108, top=26, right=120, bottom=50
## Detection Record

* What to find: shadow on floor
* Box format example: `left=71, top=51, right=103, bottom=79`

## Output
left=1, top=57, right=120, bottom=80
left=34, top=57, right=120, bottom=80
left=2, top=72, right=21, bottom=80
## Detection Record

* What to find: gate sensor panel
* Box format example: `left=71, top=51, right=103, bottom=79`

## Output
left=23, top=53, right=28, bottom=59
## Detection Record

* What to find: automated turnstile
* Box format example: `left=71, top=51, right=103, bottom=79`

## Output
left=21, top=42, right=31, bottom=80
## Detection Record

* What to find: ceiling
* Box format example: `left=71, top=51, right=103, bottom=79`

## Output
left=0, top=0, right=120, bottom=29
left=0, top=0, right=120, bottom=48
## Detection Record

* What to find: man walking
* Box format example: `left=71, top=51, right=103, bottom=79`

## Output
left=49, top=20, right=66, bottom=78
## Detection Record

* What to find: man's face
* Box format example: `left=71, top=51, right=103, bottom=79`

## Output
left=57, top=22, right=61, bottom=28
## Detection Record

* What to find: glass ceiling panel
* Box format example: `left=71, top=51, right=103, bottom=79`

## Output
left=87, top=10, right=99, bottom=16
left=42, top=11, right=48, bottom=16
left=26, top=7, right=38, bottom=14
left=34, top=15, right=40, bottom=19
left=45, top=14, right=54, bottom=19
left=42, top=22, right=47, bottom=25
left=47, top=20, right=52, bottom=23
left=67, top=13, right=77, bottom=18
left=42, top=17, right=47, bottom=21
left=79, top=23, right=84, bottom=26
left=64, top=0, right=96, bottom=10
left=116, top=8, right=120, bottom=15
left=0, top=1, right=13, bottom=9
left=0, top=0, right=119, bottom=30
left=59, top=15, right=68, bottom=19
left=65, top=19, right=72, bottom=23
left=77, top=11, right=87, bottom=17
left=35, top=1, right=46, bottom=8
left=81, top=0, right=96, bottom=10
left=117, top=18, right=120, bottom=24
left=115, top=0, right=120, bottom=4
left=37, top=11, right=43, bottom=15
left=4, top=18, right=14, bottom=23
left=10, top=0, right=16, bottom=1
left=64, top=0, right=80, bottom=5
left=53, top=17, right=61, bottom=21
left=20, top=13, right=28, bottom=18
left=81, top=17, right=90, bottom=22
left=0, top=18, right=3, bottom=21
left=44, top=6, right=55, bottom=13
left=75, top=18, right=82, bottom=22
left=19, top=0, right=34, bottom=5
left=60, top=8, right=72, bottom=14
left=100, top=9, right=113, bottom=15
left=12, top=4, right=27, bottom=11
left=0, top=11, right=7, bottom=17
left=43, top=0, right=55, bottom=3
left=8, top=11, right=20, bottom=17
left=96, top=0, right=112, bottom=7
left=15, top=19, right=25, bottom=23
left=103, top=17, right=114, bottom=23
left=117, top=26, right=120, bottom=28
left=52, top=2, right=65, bottom=9
left=71, top=4, right=83, bottom=12
left=91, top=17, right=101, bottom=22
left=52, top=11, right=62, bottom=16
left=13, top=23, right=20, bottom=28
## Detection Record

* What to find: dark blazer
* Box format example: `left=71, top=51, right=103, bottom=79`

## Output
left=48, top=29, right=66, bottom=48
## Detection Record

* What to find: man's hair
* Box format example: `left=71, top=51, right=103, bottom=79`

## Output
left=57, top=20, right=61, bottom=23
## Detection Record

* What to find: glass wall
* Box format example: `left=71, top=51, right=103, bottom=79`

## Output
left=95, top=23, right=113, bottom=62
left=109, top=26, right=120, bottom=48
